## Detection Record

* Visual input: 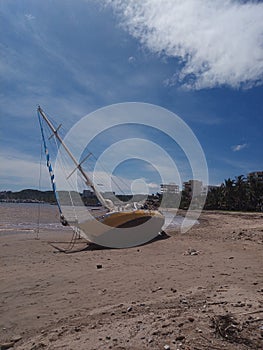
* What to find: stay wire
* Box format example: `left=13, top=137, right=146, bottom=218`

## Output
left=52, top=132, right=83, bottom=251
left=83, top=150, right=129, bottom=197
left=36, top=129, right=44, bottom=240
left=44, top=109, right=131, bottom=198
left=38, top=110, right=83, bottom=252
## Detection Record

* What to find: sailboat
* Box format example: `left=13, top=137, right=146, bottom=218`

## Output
left=37, top=106, right=165, bottom=248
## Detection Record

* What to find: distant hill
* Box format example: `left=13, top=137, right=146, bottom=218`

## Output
left=0, top=189, right=100, bottom=206
left=0, top=189, right=56, bottom=204
left=0, top=189, right=157, bottom=207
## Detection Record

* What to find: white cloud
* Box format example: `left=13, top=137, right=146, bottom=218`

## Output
left=128, top=56, right=136, bottom=64
left=25, top=14, right=35, bottom=21
left=107, top=0, right=263, bottom=89
left=0, top=152, right=50, bottom=190
left=231, top=143, right=248, bottom=152
left=148, top=182, right=159, bottom=189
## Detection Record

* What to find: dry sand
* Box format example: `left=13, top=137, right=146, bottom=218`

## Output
left=0, top=203, right=262, bottom=349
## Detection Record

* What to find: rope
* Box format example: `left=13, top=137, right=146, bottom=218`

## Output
left=36, top=131, right=44, bottom=240
left=53, top=135, right=79, bottom=222
left=49, top=226, right=87, bottom=253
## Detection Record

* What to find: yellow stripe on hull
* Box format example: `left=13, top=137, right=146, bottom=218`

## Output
left=102, top=210, right=164, bottom=228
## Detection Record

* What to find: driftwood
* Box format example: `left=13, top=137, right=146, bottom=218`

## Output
left=211, top=313, right=259, bottom=347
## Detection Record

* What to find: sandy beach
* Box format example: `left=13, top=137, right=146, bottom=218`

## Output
left=0, top=203, right=262, bottom=349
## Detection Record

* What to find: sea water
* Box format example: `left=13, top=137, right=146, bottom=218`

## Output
left=0, top=202, right=71, bottom=235
left=0, top=202, right=198, bottom=234
left=162, top=210, right=198, bottom=230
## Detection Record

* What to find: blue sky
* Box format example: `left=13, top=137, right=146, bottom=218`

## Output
left=0, top=0, right=263, bottom=192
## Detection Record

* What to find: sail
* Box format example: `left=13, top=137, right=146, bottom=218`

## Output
left=37, top=110, right=63, bottom=215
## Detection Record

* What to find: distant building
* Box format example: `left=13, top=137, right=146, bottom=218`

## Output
left=248, top=171, right=263, bottom=184
left=82, top=190, right=95, bottom=198
left=103, top=191, right=116, bottom=199
left=183, top=180, right=203, bottom=197
left=201, top=185, right=219, bottom=196
left=160, top=183, right=179, bottom=194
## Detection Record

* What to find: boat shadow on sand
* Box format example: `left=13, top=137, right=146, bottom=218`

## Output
left=49, top=230, right=170, bottom=254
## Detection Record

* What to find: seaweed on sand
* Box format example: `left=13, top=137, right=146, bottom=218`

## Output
left=211, top=313, right=261, bottom=348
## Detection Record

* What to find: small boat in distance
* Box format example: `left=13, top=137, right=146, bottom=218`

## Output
left=37, top=106, right=165, bottom=248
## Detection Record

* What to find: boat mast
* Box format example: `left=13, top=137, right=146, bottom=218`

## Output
left=37, top=106, right=111, bottom=209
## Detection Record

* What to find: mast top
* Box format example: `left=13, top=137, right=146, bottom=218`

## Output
left=37, top=106, right=114, bottom=210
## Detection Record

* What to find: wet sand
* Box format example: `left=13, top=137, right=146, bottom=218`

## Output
left=0, top=204, right=262, bottom=349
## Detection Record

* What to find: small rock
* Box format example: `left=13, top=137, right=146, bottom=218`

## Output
left=0, top=342, right=15, bottom=350
left=105, top=336, right=111, bottom=340
left=184, top=248, right=199, bottom=256
left=148, top=337, right=153, bottom=343
left=233, top=303, right=245, bottom=307
left=49, top=334, right=58, bottom=342
left=96, top=264, right=103, bottom=269
left=161, top=330, right=171, bottom=336
left=10, top=336, right=22, bottom=343
left=127, top=306, right=132, bottom=312
left=31, top=342, right=46, bottom=350
left=176, top=335, right=185, bottom=341
left=188, top=317, right=195, bottom=322
left=162, top=322, right=171, bottom=328
left=180, top=299, right=188, bottom=304
left=164, top=345, right=170, bottom=350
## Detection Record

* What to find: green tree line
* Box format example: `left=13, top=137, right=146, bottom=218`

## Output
left=204, top=175, right=263, bottom=211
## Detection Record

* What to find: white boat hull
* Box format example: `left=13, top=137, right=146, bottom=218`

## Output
left=66, top=208, right=165, bottom=248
